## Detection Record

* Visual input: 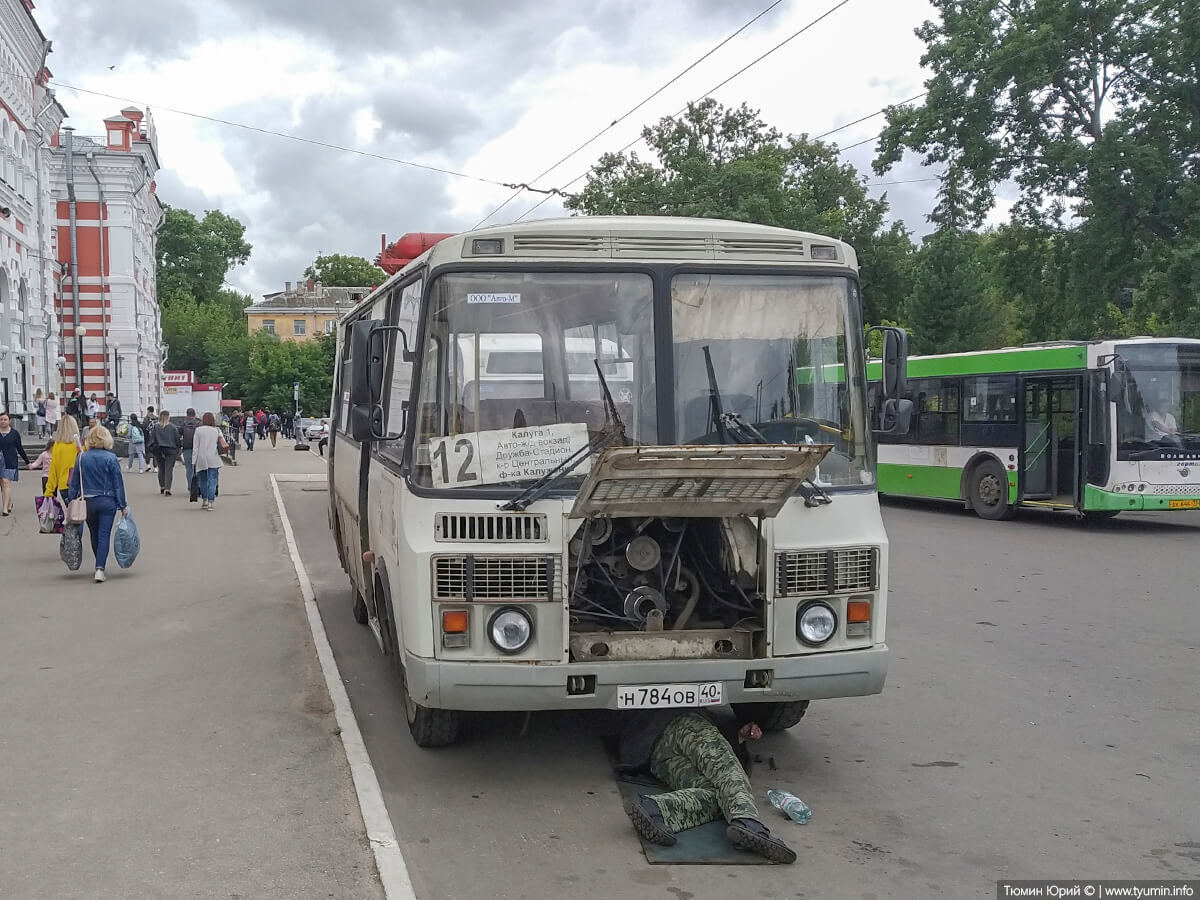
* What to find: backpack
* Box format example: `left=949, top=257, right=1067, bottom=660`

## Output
left=37, top=402, right=46, bottom=417
left=129, top=425, right=144, bottom=444
left=180, top=419, right=198, bottom=445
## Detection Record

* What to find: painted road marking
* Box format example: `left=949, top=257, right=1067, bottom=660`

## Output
left=270, top=474, right=416, bottom=900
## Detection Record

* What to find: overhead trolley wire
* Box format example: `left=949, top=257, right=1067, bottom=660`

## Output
left=472, top=0, right=788, bottom=229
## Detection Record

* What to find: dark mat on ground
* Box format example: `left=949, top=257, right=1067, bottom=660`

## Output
left=602, top=735, right=770, bottom=865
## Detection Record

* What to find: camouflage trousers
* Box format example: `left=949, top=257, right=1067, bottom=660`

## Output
left=648, top=713, right=759, bottom=833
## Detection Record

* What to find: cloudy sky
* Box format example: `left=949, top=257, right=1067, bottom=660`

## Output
left=37, top=0, right=945, bottom=298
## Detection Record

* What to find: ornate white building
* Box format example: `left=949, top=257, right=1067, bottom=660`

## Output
left=0, top=0, right=65, bottom=420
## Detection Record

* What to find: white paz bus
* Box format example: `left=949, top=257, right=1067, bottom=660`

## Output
left=327, top=217, right=911, bottom=746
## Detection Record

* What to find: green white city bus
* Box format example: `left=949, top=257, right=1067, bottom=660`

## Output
left=868, top=339, right=1200, bottom=519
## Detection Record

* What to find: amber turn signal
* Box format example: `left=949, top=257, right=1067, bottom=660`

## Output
left=846, top=600, right=871, bottom=623
left=442, top=610, right=469, bottom=634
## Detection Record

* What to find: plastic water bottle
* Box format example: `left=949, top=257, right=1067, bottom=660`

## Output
left=766, top=789, right=812, bottom=824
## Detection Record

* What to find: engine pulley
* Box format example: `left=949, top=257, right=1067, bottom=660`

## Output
left=625, top=535, right=661, bottom=571
left=623, top=585, right=667, bottom=622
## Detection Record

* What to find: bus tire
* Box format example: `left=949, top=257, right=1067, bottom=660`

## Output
left=401, top=667, right=460, bottom=747
left=968, top=459, right=1014, bottom=521
left=733, top=700, right=809, bottom=732
left=352, top=588, right=369, bottom=625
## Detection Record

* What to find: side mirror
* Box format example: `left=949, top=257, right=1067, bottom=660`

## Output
left=348, top=321, right=379, bottom=406
left=878, top=398, right=914, bottom=434
left=879, top=327, right=908, bottom=399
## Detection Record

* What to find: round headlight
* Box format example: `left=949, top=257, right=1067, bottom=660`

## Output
left=488, top=607, right=533, bottom=654
left=798, top=602, right=837, bottom=645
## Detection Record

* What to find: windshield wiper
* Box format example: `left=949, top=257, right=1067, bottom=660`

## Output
left=500, top=359, right=627, bottom=512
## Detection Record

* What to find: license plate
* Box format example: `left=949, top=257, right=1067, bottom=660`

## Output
left=616, top=682, right=723, bottom=709
left=1169, top=499, right=1200, bottom=509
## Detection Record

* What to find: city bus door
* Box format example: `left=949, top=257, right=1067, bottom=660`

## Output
left=1019, top=376, right=1082, bottom=507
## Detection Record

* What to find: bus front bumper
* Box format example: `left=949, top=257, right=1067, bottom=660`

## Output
left=402, top=644, right=888, bottom=712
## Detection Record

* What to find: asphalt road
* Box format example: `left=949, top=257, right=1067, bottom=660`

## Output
left=282, top=485, right=1200, bottom=900
left=0, top=444, right=381, bottom=900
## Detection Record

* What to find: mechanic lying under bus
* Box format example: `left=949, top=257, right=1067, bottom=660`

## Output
left=326, top=217, right=911, bottom=746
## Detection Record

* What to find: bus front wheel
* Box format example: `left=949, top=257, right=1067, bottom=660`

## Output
left=401, top=667, right=460, bottom=747
left=969, top=460, right=1014, bottom=521
left=352, top=588, right=369, bottom=625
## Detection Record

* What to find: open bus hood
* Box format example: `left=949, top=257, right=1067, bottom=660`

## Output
left=569, top=444, right=831, bottom=519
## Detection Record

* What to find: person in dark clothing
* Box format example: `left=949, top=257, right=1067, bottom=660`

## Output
left=104, top=392, right=123, bottom=429
left=0, top=410, right=31, bottom=515
left=179, top=408, right=201, bottom=487
left=66, top=391, right=83, bottom=426
left=617, top=707, right=796, bottom=864
left=150, top=410, right=182, bottom=495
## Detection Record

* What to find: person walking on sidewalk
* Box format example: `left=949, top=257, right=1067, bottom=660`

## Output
left=0, top=410, right=31, bottom=516
left=44, top=416, right=81, bottom=504
left=35, top=390, right=47, bottom=437
left=243, top=412, right=256, bottom=451
left=193, top=412, right=229, bottom=511
left=151, top=410, right=181, bottom=496
left=44, top=391, right=60, bottom=436
left=144, top=406, right=157, bottom=472
left=126, top=414, right=147, bottom=473
left=268, top=410, right=281, bottom=448
left=66, top=425, right=129, bottom=583
left=617, top=708, right=797, bottom=864
left=179, top=408, right=200, bottom=486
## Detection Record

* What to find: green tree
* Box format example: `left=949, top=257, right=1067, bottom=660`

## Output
left=874, top=0, right=1199, bottom=339
left=566, top=99, right=911, bottom=315
left=304, top=253, right=386, bottom=287
left=903, top=231, right=996, bottom=354
left=157, top=207, right=252, bottom=302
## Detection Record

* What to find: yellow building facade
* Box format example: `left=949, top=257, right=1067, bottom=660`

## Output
left=244, top=282, right=367, bottom=343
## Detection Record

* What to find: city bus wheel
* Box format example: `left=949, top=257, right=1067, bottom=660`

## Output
left=969, top=460, right=1014, bottom=521
left=733, top=700, right=809, bottom=732
left=352, top=588, right=369, bottom=625
left=400, top=667, right=460, bottom=748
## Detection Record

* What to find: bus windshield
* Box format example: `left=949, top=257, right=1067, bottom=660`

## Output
left=1116, top=342, right=1200, bottom=460
left=413, top=271, right=656, bottom=490
left=672, top=273, right=872, bottom=486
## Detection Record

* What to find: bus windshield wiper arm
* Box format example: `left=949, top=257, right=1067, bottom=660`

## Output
left=500, top=358, right=627, bottom=512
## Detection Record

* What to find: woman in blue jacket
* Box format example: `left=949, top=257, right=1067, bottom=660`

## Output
left=67, top=425, right=129, bottom=583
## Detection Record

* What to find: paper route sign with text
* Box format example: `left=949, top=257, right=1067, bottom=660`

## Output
left=429, top=422, right=591, bottom=488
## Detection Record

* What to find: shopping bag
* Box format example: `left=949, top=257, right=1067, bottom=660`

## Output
left=113, top=512, right=140, bottom=569
left=36, top=496, right=64, bottom=534
left=60, top=523, right=83, bottom=571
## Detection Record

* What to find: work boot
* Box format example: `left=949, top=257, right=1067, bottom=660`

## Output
left=628, top=794, right=676, bottom=847
left=726, top=818, right=796, bottom=864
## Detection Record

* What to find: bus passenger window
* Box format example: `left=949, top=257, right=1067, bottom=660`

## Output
left=915, top=379, right=960, bottom=444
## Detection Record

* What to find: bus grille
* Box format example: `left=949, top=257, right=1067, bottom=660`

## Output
left=435, top=513, right=548, bottom=542
left=776, top=547, right=878, bottom=596
left=433, top=555, right=555, bottom=601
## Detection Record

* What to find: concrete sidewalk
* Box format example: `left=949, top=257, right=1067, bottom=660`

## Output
left=0, top=441, right=381, bottom=899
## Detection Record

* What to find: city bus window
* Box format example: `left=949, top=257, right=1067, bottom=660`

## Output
left=963, top=375, right=1017, bottom=422
left=915, top=378, right=960, bottom=444
left=413, top=272, right=654, bottom=490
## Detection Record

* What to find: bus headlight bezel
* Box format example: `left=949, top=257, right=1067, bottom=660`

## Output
left=488, top=606, right=534, bottom=655
left=797, top=601, right=838, bottom=646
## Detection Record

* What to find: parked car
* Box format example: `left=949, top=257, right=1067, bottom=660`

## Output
left=305, top=419, right=329, bottom=441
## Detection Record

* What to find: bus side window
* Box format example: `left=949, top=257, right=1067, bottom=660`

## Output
left=916, top=378, right=960, bottom=444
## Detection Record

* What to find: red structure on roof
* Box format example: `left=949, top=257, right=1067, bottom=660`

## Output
left=375, top=232, right=455, bottom=275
